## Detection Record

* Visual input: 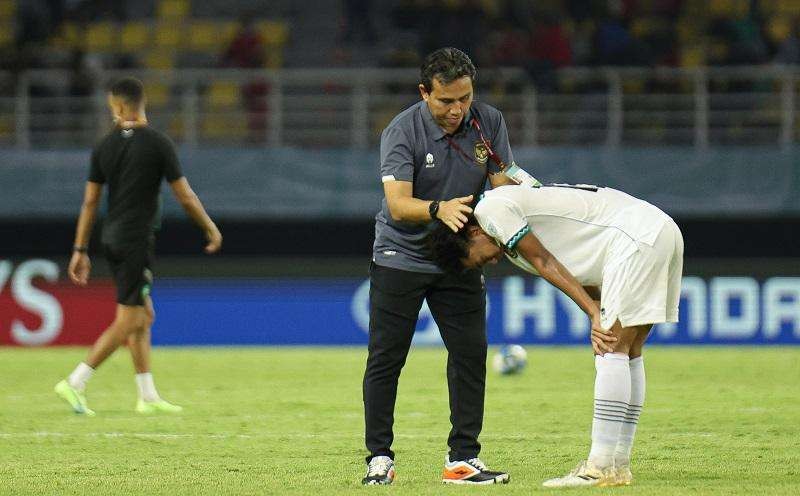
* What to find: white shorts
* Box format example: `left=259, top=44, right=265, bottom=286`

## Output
left=600, top=219, right=684, bottom=329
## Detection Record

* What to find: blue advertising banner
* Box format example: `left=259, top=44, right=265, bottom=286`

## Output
left=150, top=276, right=800, bottom=346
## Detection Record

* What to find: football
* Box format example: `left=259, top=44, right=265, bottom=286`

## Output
left=492, top=344, right=528, bottom=375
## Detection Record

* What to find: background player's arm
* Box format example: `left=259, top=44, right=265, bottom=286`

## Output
left=384, top=180, right=473, bottom=232
left=169, top=177, right=222, bottom=254
left=515, top=233, right=616, bottom=353
left=68, top=181, right=103, bottom=286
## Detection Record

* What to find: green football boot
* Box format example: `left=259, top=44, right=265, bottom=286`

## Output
left=54, top=380, right=96, bottom=416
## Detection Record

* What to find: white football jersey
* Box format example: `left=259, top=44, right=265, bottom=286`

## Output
left=474, top=184, right=671, bottom=285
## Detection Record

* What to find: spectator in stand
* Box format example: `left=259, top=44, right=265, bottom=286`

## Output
left=222, top=17, right=265, bottom=69
left=221, top=16, right=268, bottom=143
left=531, top=13, right=573, bottom=69
left=526, top=13, right=573, bottom=92
left=775, top=21, right=800, bottom=65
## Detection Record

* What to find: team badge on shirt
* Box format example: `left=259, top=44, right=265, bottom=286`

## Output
left=425, top=153, right=435, bottom=168
left=474, top=142, right=489, bottom=166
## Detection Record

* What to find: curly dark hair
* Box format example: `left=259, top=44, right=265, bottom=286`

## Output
left=427, top=220, right=475, bottom=274
left=420, top=47, right=477, bottom=93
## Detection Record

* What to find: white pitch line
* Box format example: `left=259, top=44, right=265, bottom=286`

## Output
left=0, top=431, right=717, bottom=440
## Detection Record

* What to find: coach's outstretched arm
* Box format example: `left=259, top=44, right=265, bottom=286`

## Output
left=384, top=180, right=473, bottom=232
left=169, top=177, right=222, bottom=254
left=515, top=233, right=614, bottom=354
left=68, top=181, right=104, bottom=286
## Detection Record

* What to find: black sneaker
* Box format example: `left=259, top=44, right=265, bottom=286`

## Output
left=442, top=456, right=509, bottom=485
left=362, top=456, right=395, bottom=485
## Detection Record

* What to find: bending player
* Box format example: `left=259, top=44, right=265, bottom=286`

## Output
left=428, top=183, right=683, bottom=488
left=55, top=77, right=222, bottom=415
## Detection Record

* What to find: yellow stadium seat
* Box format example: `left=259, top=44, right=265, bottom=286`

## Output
left=143, top=50, right=175, bottom=69
left=264, top=51, right=284, bottom=68
left=0, top=0, right=15, bottom=20
left=623, top=78, right=645, bottom=94
left=121, top=22, right=151, bottom=51
left=154, top=22, right=182, bottom=48
left=144, top=82, right=170, bottom=106
left=206, top=81, right=240, bottom=108
left=681, top=47, right=706, bottom=67
left=85, top=22, right=117, bottom=51
left=767, top=17, right=791, bottom=42
left=219, top=21, right=240, bottom=45
left=0, top=22, right=12, bottom=46
left=676, top=20, right=698, bottom=43
left=256, top=20, right=289, bottom=46
left=188, top=21, right=222, bottom=51
left=201, top=114, right=247, bottom=139
left=158, top=0, right=189, bottom=19
left=50, top=22, right=83, bottom=49
left=777, top=0, right=800, bottom=15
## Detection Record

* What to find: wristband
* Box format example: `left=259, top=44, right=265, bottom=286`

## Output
left=428, top=200, right=440, bottom=220
left=73, top=246, right=88, bottom=253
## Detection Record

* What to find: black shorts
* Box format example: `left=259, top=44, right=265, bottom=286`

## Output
left=103, top=236, right=155, bottom=306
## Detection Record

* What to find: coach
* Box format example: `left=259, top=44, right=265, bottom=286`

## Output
left=361, top=47, right=516, bottom=486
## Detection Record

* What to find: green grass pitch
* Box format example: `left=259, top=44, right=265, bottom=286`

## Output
left=1, top=346, right=797, bottom=495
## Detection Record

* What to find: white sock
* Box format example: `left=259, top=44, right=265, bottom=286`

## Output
left=615, top=356, right=645, bottom=467
left=135, top=373, right=160, bottom=402
left=67, top=362, right=95, bottom=391
left=588, top=353, right=631, bottom=469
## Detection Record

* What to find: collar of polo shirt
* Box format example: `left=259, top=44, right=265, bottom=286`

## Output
left=421, top=102, right=473, bottom=140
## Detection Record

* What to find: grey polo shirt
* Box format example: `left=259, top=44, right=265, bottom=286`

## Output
left=373, top=99, right=515, bottom=273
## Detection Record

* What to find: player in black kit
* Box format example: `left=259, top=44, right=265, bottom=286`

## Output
left=55, top=77, right=222, bottom=415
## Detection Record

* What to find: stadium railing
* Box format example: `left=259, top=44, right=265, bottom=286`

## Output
left=0, top=65, right=798, bottom=149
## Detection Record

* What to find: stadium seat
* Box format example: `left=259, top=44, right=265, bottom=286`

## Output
left=0, top=0, right=14, bottom=20
left=256, top=20, right=289, bottom=46
left=264, top=51, right=284, bottom=68
left=154, top=22, right=182, bottom=48
left=143, top=50, right=175, bottom=70
left=220, top=21, right=240, bottom=44
left=188, top=21, right=222, bottom=51
left=777, top=0, right=800, bottom=14
left=85, top=22, right=117, bottom=52
left=0, top=22, right=12, bottom=46
left=206, top=81, right=240, bottom=108
left=144, top=82, right=170, bottom=106
left=623, top=78, right=645, bottom=94
left=681, top=47, right=706, bottom=67
left=121, top=22, right=152, bottom=52
left=0, top=114, right=13, bottom=136
left=50, top=22, right=83, bottom=50
left=201, top=113, right=247, bottom=139
left=157, top=0, right=190, bottom=20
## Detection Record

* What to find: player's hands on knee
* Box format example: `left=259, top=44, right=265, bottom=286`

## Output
left=437, top=195, right=473, bottom=232
left=68, top=252, right=92, bottom=286
left=204, top=225, right=223, bottom=254
left=590, top=312, right=616, bottom=355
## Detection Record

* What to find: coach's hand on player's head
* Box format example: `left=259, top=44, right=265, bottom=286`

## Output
left=438, top=195, right=473, bottom=232
left=204, top=225, right=223, bottom=254
left=590, top=311, right=616, bottom=355
left=68, top=252, right=91, bottom=286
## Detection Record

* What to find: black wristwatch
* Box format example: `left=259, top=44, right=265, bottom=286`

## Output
left=428, top=200, right=440, bottom=220
left=73, top=246, right=88, bottom=253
